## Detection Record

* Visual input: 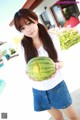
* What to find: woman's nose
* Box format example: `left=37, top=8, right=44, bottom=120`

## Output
left=26, top=28, right=31, bottom=33
left=27, top=30, right=31, bottom=34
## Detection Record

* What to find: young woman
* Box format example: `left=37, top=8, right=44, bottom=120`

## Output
left=14, top=8, right=80, bottom=120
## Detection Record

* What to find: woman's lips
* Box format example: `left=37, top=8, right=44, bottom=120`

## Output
left=29, top=31, right=34, bottom=35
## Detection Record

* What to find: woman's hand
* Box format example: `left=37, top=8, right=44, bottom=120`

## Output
left=26, top=71, right=41, bottom=82
left=48, top=61, right=63, bottom=79
left=26, top=71, right=35, bottom=80
left=55, top=61, right=63, bottom=70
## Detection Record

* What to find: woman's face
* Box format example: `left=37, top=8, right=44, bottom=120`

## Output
left=20, top=19, right=39, bottom=39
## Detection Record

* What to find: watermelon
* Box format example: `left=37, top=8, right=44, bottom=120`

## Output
left=27, top=57, right=56, bottom=81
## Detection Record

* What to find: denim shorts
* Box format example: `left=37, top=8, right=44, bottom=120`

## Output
left=32, top=80, right=72, bottom=111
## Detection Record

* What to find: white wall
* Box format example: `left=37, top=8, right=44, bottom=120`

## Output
left=34, top=0, right=80, bottom=26
left=34, top=0, right=58, bottom=27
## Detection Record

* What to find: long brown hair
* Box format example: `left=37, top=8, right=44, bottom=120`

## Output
left=14, top=8, right=58, bottom=63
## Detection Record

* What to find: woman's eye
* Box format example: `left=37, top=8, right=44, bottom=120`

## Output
left=26, top=21, right=31, bottom=25
left=20, top=27, right=25, bottom=31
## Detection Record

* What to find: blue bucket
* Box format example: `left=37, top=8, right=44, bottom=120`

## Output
left=0, top=63, right=4, bottom=67
left=5, top=54, right=10, bottom=60
left=0, top=80, right=6, bottom=95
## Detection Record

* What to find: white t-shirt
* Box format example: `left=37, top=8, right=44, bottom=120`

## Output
left=18, top=33, right=64, bottom=91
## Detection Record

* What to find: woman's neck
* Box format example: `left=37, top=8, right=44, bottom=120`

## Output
left=32, top=35, right=42, bottom=49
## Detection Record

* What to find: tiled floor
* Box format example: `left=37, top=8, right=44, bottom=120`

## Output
left=0, top=42, right=80, bottom=120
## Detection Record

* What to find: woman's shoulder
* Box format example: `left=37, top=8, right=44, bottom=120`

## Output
left=48, top=32, right=60, bottom=44
left=17, top=41, right=25, bottom=56
left=49, top=32, right=58, bottom=38
left=48, top=31, right=61, bottom=52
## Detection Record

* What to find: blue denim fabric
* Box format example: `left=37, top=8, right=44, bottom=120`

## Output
left=32, top=80, right=72, bottom=111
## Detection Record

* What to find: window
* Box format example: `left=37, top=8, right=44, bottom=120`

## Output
left=40, top=11, right=52, bottom=29
left=51, top=5, right=66, bottom=27
left=63, top=4, right=80, bottom=20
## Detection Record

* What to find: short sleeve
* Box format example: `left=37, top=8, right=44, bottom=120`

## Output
left=17, top=42, right=27, bottom=72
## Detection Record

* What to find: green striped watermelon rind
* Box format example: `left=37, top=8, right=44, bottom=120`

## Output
left=27, top=57, right=56, bottom=81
